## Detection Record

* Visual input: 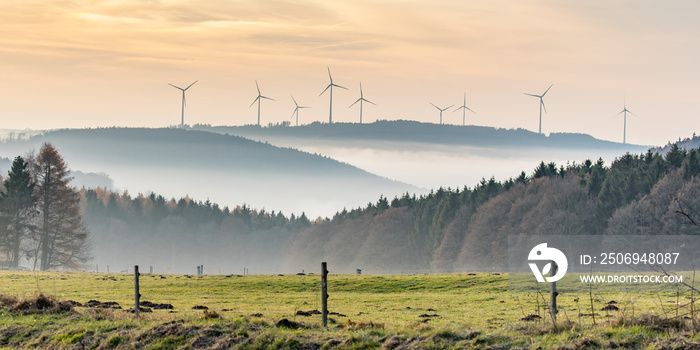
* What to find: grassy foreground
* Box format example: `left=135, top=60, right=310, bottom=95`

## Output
left=0, top=271, right=699, bottom=349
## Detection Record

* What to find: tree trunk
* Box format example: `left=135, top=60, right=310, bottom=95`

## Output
left=40, top=157, right=50, bottom=271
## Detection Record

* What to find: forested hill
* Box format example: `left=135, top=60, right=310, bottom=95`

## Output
left=195, top=120, right=647, bottom=149
left=0, top=128, right=420, bottom=217
left=192, top=121, right=649, bottom=191
left=80, top=143, right=700, bottom=274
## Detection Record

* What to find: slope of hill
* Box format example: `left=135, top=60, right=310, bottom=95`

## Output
left=71, top=143, right=700, bottom=274
left=196, top=120, right=641, bottom=149
left=0, top=156, right=114, bottom=190
left=193, top=121, right=651, bottom=189
left=0, top=128, right=420, bottom=218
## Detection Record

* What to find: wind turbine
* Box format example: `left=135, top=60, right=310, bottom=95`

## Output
left=453, top=92, right=476, bottom=126
left=319, top=67, right=347, bottom=124
left=615, top=98, right=635, bottom=144
left=349, top=83, right=376, bottom=124
left=168, top=80, right=197, bottom=128
left=290, top=95, right=310, bottom=127
left=249, top=80, right=274, bottom=126
left=430, top=102, right=454, bottom=125
left=524, top=84, right=553, bottom=134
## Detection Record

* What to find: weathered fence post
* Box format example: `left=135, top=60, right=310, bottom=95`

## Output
left=321, top=262, right=328, bottom=327
left=550, top=262, right=558, bottom=324
left=134, top=265, right=140, bottom=318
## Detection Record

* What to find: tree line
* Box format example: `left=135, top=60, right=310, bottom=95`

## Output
left=284, top=144, right=700, bottom=272
left=5, top=141, right=699, bottom=273
left=0, top=143, right=89, bottom=270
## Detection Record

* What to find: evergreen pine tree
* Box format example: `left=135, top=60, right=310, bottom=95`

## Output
left=0, top=156, right=37, bottom=268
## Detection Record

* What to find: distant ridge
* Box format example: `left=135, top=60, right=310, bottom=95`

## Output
left=0, top=127, right=421, bottom=217
left=195, top=120, right=650, bottom=150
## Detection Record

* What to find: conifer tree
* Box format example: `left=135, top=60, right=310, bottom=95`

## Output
left=34, top=143, right=90, bottom=270
left=0, top=156, right=37, bottom=267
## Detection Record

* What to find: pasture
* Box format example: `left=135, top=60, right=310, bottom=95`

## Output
left=0, top=270, right=698, bottom=349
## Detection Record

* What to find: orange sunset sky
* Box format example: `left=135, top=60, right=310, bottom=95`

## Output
left=1, top=1, right=699, bottom=146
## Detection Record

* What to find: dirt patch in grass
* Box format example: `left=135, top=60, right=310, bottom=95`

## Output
left=1, top=294, right=73, bottom=315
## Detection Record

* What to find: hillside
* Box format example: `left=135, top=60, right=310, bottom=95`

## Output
left=0, top=128, right=420, bottom=218
left=0, top=156, right=114, bottom=190
left=193, top=121, right=650, bottom=189
left=72, top=142, right=700, bottom=274
left=195, top=120, right=641, bottom=149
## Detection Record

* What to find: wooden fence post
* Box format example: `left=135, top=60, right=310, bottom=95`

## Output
left=135, top=265, right=140, bottom=318
left=550, top=262, right=558, bottom=325
left=322, top=262, right=328, bottom=327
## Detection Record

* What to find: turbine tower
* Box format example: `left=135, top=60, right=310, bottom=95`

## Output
left=168, top=80, right=197, bottom=128
left=615, top=99, right=635, bottom=144
left=349, top=83, right=376, bottom=124
left=249, top=80, right=274, bottom=126
left=430, top=102, right=454, bottom=125
left=319, top=67, right=347, bottom=124
left=524, top=84, right=553, bottom=134
left=290, top=95, right=310, bottom=127
left=453, top=92, right=476, bottom=126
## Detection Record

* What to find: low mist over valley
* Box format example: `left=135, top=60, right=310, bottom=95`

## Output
left=1, top=125, right=697, bottom=274
left=0, top=127, right=417, bottom=218
left=77, top=142, right=700, bottom=274
left=196, top=121, right=649, bottom=189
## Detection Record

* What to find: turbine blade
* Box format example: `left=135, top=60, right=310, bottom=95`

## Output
left=249, top=96, right=260, bottom=108
left=319, top=84, right=331, bottom=96
left=446, top=105, right=454, bottom=110
left=542, top=84, right=553, bottom=96
left=184, top=80, right=198, bottom=90
left=333, top=83, right=348, bottom=90
left=627, top=109, right=636, bottom=116
left=327, top=67, right=332, bottom=83
left=365, top=99, right=376, bottom=106
left=299, top=106, right=311, bottom=109
left=261, top=96, right=275, bottom=101
left=291, top=95, right=298, bottom=106
left=430, top=102, right=439, bottom=109
left=467, top=106, right=476, bottom=114
left=453, top=106, right=464, bottom=112
left=524, top=93, right=539, bottom=97
left=541, top=100, right=547, bottom=114
left=255, top=80, right=260, bottom=94
left=291, top=108, right=298, bottom=119
left=349, top=99, right=361, bottom=107
left=169, top=83, right=184, bottom=90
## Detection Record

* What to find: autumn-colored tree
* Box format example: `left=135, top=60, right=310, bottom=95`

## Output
left=34, top=143, right=90, bottom=270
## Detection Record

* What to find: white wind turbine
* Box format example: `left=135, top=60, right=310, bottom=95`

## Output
left=615, top=98, right=636, bottom=144
left=168, top=80, right=197, bottom=128
left=250, top=80, right=274, bottom=126
left=349, top=83, right=376, bottom=124
left=430, top=102, right=454, bottom=125
left=290, top=95, right=310, bottom=127
left=524, top=84, right=553, bottom=134
left=319, top=67, right=347, bottom=124
left=453, top=92, right=476, bottom=126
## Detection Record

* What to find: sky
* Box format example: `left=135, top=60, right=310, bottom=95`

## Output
left=1, top=1, right=699, bottom=146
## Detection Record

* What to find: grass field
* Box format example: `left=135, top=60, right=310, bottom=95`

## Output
left=0, top=270, right=699, bottom=349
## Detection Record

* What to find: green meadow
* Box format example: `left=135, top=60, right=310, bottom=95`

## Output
left=0, top=271, right=699, bottom=349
